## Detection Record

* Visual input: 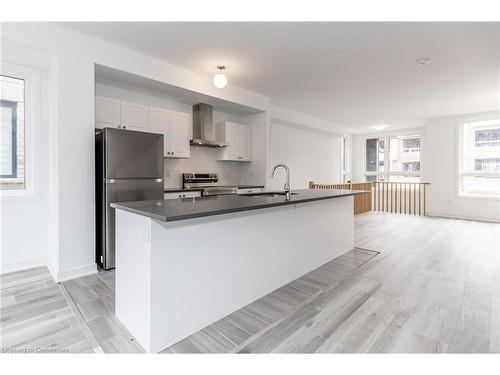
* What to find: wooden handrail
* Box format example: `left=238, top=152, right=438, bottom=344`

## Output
left=309, top=181, right=373, bottom=215
left=373, top=182, right=430, bottom=216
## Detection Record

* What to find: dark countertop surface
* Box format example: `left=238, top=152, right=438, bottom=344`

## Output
left=164, top=185, right=265, bottom=193
left=112, top=189, right=367, bottom=222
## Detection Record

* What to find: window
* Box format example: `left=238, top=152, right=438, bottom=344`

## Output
left=0, top=75, right=25, bottom=190
left=459, top=118, right=500, bottom=198
left=365, top=134, right=421, bottom=182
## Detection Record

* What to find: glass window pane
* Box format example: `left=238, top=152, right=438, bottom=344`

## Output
left=389, top=135, right=420, bottom=173
left=0, top=75, right=25, bottom=190
left=461, top=120, right=500, bottom=195
left=378, top=139, right=385, bottom=172
left=475, top=158, right=500, bottom=172
left=366, top=138, right=377, bottom=172
left=475, top=128, right=500, bottom=147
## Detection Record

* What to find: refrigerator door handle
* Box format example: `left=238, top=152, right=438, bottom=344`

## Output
left=105, top=178, right=163, bottom=184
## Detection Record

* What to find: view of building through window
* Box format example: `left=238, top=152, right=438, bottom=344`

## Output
left=0, top=74, right=25, bottom=190
left=459, top=119, right=500, bottom=196
left=365, top=134, right=421, bottom=182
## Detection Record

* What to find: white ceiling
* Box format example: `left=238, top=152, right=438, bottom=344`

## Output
left=62, top=22, right=500, bottom=132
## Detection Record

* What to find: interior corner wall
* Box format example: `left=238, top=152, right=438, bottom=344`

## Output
left=269, top=122, right=342, bottom=190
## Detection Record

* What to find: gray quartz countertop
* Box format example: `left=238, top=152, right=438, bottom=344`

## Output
left=111, top=189, right=368, bottom=222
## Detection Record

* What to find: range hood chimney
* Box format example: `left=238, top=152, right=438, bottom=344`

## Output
left=191, top=103, right=227, bottom=148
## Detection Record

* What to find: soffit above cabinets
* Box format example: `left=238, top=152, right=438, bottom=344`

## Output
left=95, top=64, right=263, bottom=117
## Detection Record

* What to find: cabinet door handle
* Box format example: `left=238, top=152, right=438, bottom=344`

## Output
left=123, top=126, right=126, bottom=129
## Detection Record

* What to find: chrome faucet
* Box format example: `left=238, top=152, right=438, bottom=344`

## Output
left=271, top=163, right=291, bottom=199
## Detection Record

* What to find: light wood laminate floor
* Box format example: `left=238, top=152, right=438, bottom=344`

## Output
left=1, top=212, right=499, bottom=353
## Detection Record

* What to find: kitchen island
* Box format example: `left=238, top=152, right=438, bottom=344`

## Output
left=111, top=189, right=365, bottom=353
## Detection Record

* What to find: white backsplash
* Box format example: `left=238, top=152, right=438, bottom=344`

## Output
left=164, top=146, right=252, bottom=188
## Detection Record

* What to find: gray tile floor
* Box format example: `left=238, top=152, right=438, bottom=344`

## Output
left=0, top=267, right=95, bottom=353
left=2, top=212, right=499, bottom=353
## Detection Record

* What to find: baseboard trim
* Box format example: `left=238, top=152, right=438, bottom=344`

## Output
left=426, top=211, right=500, bottom=224
left=1, top=258, right=97, bottom=282
left=0, top=258, right=48, bottom=275
left=55, top=263, right=97, bottom=283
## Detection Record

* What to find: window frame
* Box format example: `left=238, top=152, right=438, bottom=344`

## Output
left=340, top=137, right=347, bottom=183
left=0, top=61, right=40, bottom=199
left=363, top=129, right=424, bottom=182
left=0, top=99, right=18, bottom=178
left=457, top=115, right=500, bottom=200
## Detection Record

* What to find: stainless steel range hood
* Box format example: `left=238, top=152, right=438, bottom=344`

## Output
left=191, top=103, right=227, bottom=148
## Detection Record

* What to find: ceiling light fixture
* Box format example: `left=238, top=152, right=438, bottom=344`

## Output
left=373, top=124, right=389, bottom=131
left=213, top=65, right=228, bottom=89
left=416, top=57, right=432, bottom=67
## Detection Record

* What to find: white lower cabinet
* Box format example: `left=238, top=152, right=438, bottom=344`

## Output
left=164, top=191, right=202, bottom=200
left=216, top=121, right=252, bottom=162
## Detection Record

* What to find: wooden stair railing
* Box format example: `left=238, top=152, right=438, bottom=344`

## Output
left=309, top=181, right=373, bottom=215
left=373, top=182, right=430, bottom=216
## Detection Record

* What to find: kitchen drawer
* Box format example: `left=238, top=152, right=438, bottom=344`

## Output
left=164, top=191, right=202, bottom=200
left=237, top=187, right=263, bottom=194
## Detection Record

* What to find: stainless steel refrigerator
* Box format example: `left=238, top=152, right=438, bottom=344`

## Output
left=95, top=128, right=164, bottom=270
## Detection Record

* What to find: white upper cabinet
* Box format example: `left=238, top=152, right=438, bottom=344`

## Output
left=120, top=100, right=148, bottom=131
left=148, top=107, right=190, bottom=159
left=168, top=110, right=190, bottom=159
left=148, top=106, right=171, bottom=156
left=216, top=121, right=252, bottom=162
left=238, top=124, right=251, bottom=160
left=95, top=96, right=190, bottom=158
left=95, top=96, right=121, bottom=129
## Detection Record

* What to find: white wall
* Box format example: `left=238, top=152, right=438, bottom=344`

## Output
left=1, top=22, right=271, bottom=281
left=0, top=40, right=54, bottom=274
left=268, top=122, right=342, bottom=190
left=423, top=112, right=500, bottom=222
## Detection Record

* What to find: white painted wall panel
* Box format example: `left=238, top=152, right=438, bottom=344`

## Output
left=269, top=122, right=342, bottom=190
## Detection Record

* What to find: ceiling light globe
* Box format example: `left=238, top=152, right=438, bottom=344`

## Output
left=213, top=73, right=228, bottom=88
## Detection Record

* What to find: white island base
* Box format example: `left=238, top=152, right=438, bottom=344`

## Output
left=114, top=196, right=354, bottom=353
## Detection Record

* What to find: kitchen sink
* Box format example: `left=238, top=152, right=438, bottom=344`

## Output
left=241, top=191, right=298, bottom=197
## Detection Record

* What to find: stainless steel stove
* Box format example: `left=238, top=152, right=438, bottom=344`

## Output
left=182, top=173, right=238, bottom=196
